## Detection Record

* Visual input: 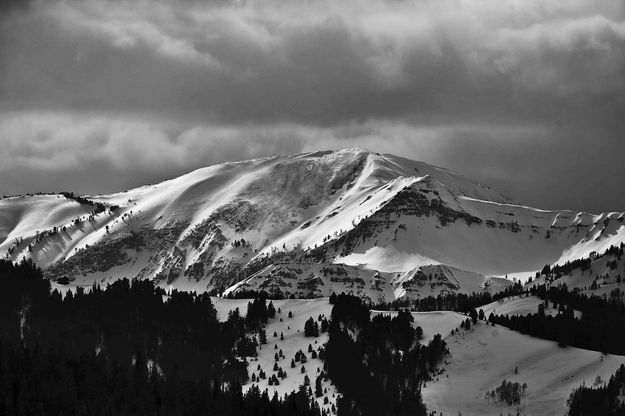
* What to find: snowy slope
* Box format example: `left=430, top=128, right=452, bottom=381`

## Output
left=480, top=295, right=583, bottom=319
left=211, top=298, right=625, bottom=416
left=527, top=248, right=625, bottom=299
left=212, top=297, right=338, bottom=413
left=421, top=318, right=625, bottom=416
left=320, top=177, right=625, bottom=278
left=1, top=148, right=623, bottom=300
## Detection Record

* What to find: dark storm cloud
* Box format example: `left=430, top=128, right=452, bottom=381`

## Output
left=0, top=0, right=624, bottom=213
left=0, top=0, right=32, bottom=13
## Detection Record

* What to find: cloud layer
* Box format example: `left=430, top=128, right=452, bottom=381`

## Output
left=1, top=0, right=624, bottom=213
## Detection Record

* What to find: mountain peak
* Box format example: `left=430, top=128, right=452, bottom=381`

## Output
left=1, top=149, right=623, bottom=299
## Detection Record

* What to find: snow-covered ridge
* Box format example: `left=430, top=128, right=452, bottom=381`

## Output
left=1, top=148, right=623, bottom=299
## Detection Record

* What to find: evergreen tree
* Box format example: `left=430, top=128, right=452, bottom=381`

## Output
left=305, top=317, right=320, bottom=337
left=469, top=308, right=478, bottom=324
left=315, top=375, right=323, bottom=397
left=268, top=301, right=276, bottom=319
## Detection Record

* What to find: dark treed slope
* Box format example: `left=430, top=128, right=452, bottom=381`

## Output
left=325, top=293, right=448, bottom=416
left=0, top=259, right=321, bottom=416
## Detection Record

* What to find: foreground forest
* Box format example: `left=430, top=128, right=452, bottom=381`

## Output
left=0, top=260, right=448, bottom=415
left=2, top=258, right=625, bottom=415
left=0, top=259, right=319, bottom=416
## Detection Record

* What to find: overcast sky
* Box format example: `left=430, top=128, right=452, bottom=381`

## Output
left=1, top=0, right=624, bottom=213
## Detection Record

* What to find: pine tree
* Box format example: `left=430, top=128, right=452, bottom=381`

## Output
left=315, top=375, right=323, bottom=397
left=305, top=317, right=319, bottom=337
left=470, top=309, right=478, bottom=324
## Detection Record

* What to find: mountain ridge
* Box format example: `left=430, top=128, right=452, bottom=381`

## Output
left=1, top=148, right=623, bottom=301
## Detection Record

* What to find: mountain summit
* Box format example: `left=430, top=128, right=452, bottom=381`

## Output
left=1, top=148, right=623, bottom=301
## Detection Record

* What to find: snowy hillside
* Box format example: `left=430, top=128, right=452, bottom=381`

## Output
left=527, top=245, right=625, bottom=298
left=421, top=317, right=625, bottom=416
left=212, top=297, right=339, bottom=413
left=480, top=295, right=583, bottom=319
left=1, top=148, right=623, bottom=301
left=209, top=298, right=625, bottom=416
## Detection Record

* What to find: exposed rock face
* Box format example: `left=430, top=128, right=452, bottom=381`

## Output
left=227, top=262, right=512, bottom=303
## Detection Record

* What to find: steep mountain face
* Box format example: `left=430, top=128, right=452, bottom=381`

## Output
left=311, top=175, right=625, bottom=277
left=1, top=148, right=623, bottom=301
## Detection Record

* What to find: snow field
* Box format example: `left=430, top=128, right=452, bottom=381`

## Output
left=421, top=317, right=625, bottom=416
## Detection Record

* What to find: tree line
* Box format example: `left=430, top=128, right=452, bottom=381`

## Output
left=373, top=281, right=524, bottom=314
left=489, top=284, right=625, bottom=354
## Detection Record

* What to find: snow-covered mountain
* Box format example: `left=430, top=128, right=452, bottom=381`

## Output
left=1, top=148, right=623, bottom=301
